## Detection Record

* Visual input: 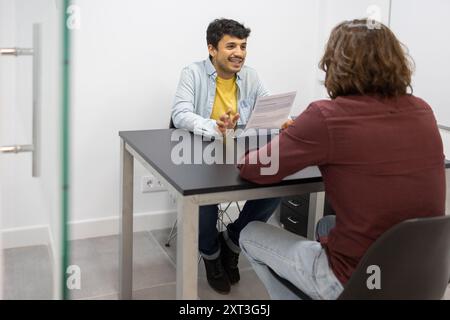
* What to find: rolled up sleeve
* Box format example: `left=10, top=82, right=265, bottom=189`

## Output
left=172, top=68, right=216, bottom=132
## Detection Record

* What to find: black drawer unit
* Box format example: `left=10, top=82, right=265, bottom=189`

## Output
left=280, top=194, right=335, bottom=237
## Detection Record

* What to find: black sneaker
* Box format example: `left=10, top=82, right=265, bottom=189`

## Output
left=203, top=256, right=230, bottom=294
left=219, top=232, right=240, bottom=284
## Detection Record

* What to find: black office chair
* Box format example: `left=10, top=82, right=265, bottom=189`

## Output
left=165, top=116, right=242, bottom=247
left=169, top=118, right=175, bottom=130
left=269, top=215, right=450, bottom=300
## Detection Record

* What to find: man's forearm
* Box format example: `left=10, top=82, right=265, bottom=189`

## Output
left=172, top=108, right=217, bottom=133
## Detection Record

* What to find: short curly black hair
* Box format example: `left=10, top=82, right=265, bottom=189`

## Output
left=206, top=18, right=251, bottom=49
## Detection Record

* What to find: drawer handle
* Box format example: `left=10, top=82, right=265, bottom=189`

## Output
left=287, top=216, right=299, bottom=224
left=287, top=200, right=301, bottom=207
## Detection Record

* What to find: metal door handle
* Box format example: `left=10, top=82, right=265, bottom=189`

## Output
left=0, top=48, right=33, bottom=56
left=0, top=145, right=34, bottom=153
left=0, top=24, right=41, bottom=177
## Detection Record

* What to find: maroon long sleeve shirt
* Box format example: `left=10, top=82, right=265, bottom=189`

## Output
left=239, top=95, right=446, bottom=284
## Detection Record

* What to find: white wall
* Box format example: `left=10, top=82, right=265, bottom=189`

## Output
left=390, top=0, right=450, bottom=128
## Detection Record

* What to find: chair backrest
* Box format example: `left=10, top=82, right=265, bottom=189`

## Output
left=338, top=215, right=450, bottom=300
left=169, top=117, right=175, bottom=129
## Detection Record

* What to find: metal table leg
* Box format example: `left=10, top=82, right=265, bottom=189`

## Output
left=307, top=192, right=325, bottom=240
left=176, top=196, right=199, bottom=299
left=119, top=140, right=134, bottom=299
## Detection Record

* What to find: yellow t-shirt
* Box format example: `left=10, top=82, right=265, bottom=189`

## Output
left=210, top=76, right=238, bottom=121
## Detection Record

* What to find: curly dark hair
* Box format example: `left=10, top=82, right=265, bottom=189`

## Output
left=206, top=18, right=251, bottom=49
left=319, top=19, right=414, bottom=99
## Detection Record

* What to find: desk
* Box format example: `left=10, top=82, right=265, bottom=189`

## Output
left=119, top=129, right=328, bottom=299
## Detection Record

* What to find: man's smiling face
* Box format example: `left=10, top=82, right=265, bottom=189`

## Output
left=208, top=35, right=247, bottom=79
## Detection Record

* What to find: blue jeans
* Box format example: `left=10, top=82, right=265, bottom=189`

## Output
left=199, top=198, right=281, bottom=259
left=240, top=215, right=343, bottom=300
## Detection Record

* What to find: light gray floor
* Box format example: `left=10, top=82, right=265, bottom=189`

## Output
left=3, top=228, right=269, bottom=300
left=3, top=245, right=53, bottom=300
left=3, top=227, right=450, bottom=300
left=69, top=229, right=269, bottom=300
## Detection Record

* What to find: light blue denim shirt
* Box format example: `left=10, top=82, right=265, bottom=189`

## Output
left=171, top=58, right=269, bottom=133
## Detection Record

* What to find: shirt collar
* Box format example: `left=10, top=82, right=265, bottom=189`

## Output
left=205, top=57, right=242, bottom=80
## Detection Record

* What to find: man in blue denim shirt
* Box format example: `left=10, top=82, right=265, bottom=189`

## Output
left=171, top=18, right=280, bottom=294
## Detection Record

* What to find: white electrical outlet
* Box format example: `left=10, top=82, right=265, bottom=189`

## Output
left=141, top=175, right=165, bottom=193
left=168, top=192, right=177, bottom=206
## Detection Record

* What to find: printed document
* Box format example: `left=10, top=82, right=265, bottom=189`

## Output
left=235, top=91, right=296, bottom=137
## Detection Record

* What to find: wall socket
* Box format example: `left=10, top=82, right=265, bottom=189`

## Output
left=141, top=175, right=165, bottom=193
left=168, top=192, right=177, bottom=206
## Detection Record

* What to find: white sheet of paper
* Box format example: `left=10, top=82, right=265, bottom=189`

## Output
left=244, top=91, right=297, bottom=130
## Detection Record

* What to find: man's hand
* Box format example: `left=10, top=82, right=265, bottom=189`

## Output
left=216, top=108, right=240, bottom=135
left=281, top=118, right=294, bottom=130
